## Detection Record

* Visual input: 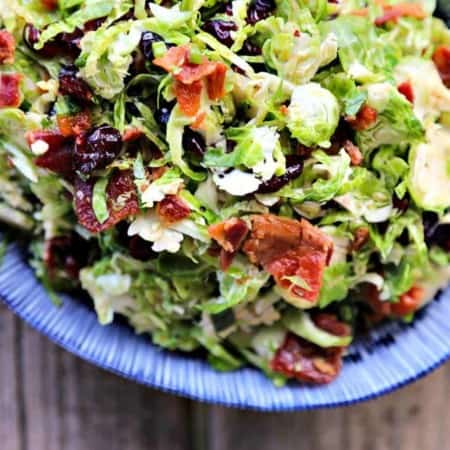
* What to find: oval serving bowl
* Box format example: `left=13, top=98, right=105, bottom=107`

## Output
left=1, top=239, right=450, bottom=411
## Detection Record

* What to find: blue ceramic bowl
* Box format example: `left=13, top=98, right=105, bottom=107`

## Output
left=1, top=239, right=450, bottom=410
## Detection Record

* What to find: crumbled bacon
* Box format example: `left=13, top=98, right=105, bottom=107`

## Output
left=41, top=0, right=58, bottom=10
left=374, top=3, right=426, bottom=26
left=397, top=81, right=414, bottom=103
left=174, top=79, right=203, bottom=116
left=343, top=140, right=363, bottom=166
left=391, top=285, right=424, bottom=316
left=57, top=111, right=91, bottom=137
left=312, top=313, right=351, bottom=337
left=350, top=227, right=370, bottom=252
left=153, top=46, right=228, bottom=116
left=345, top=105, right=378, bottom=131
left=208, top=218, right=249, bottom=253
left=243, top=214, right=333, bottom=305
left=156, top=195, right=191, bottom=224
left=0, top=73, right=22, bottom=108
left=271, top=334, right=344, bottom=384
left=432, top=45, right=450, bottom=88
left=0, top=30, right=16, bottom=65
left=122, top=127, right=143, bottom=142
left=74, top=170, right=139, bottom=232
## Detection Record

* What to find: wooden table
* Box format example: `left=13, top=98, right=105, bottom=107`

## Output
left=1, top=303, right=450, bottom=450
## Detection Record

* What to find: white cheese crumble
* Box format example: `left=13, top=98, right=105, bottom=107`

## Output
left=213, top=169, right=261, bottom=196
left=30, top=140, right=49, bottom=156
left=141, top=178, right=183, bottom=208
left=251, top=126, right=281, bottom=181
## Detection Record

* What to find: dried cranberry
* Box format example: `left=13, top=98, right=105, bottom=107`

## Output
left=392, top=193, right=409, bottom=213
left=202, top=20, right=237, bottom=47
left=23, top=24, right=61, bottom=57
left=247, top=0, right=275, bottom=24
left=257, top=155, right=303, bottom=193
left=424, top=212, right=450, bottom=250
left=140, top=31, right=164, bottom=61
left=241, top=39, right=262, bottom=55
left=59, top=65, right=93, bottom=103
left=155, top=100, right=175, bottom=129
left=84, top=17, right=106, bottom=32
left=182, top=127, right=206, bottom=157
left=128, top=235, right=157, bottom=261
left=44, top=234, right=89, bottom=279
left=74, top=125, right=122, bottom=174
left=59, top=29, right=84, bottom=56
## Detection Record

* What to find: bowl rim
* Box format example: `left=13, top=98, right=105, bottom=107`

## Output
left=1, top=241, right=450, bottom=411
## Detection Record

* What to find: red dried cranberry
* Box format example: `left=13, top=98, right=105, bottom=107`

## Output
left=256, top=155, right=303, bottom=194
left=247, top=0, right=275, bottom=24
left=23, top=24, right=61, bottom=57
left=140, top=31, right=164, bottom=61
left=424, top=212, right=450, bottom=250
left=202, top=20, right=237, bottom=47
left=392, top=193, right=409, bottom=213
left=59, top=65, right=93, bottom=103
left=182, top=127, right=206, bottom=157
left=84, top=17, right=106, bottom=32
left=128, top=235, right=157, bottom=261
left=312, top=313, right=351, bottom=337
left=74, top=125, right=122, bottom=174
left=241, top=39, right=262, bottom=55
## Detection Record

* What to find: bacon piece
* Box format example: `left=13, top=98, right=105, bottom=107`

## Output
left=345, top=104, right=378, bottom=131
left=0, top=73, right=22, bottom=107
left=74, top=170, right=139, bottom=232
left=208, top=218, right=249, bottom=253
left=57, top=111, right=91, bottom=137
left=432, top=45, right=450, bottom=88
left=271, top=334, right=344, bottom=384
left=41, top=0, right=58, bottom=10
left=153, top=45, right=190, bottom=73
left=243, top=214, right=333, bottom=304
left=391, top=285, right=424, bottom=316
left=174, top=79, right=202, bottom=116
left=375, top=3, right=426, bottom=26
left=397, top=81, right=414, bottom=103
left=343, top=140, right=363, bottom=166
left=175, top=60, right=218, bottom=84
left=312, top=313, right=351, bottom=337
left=0, top=30, right=16, bottom=64
left=122, top=127, right=143, bottom=142
left=243, top=214, right=333, bottom=267
left=27, top=130, right=74, bottom=177
left=206, top=62, right=227, bottom=101
left=157, top=195, right=191, bottom=224
left=350, top=227, right=370, bottom=252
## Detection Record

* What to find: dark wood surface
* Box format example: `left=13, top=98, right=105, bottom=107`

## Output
left=1, top=303, right=450, bottom=450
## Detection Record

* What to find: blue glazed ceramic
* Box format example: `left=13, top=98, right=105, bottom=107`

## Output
left=1, top=240, right=449, bottom=411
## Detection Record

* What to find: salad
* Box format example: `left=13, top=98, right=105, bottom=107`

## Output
left=0, top=0, right=449, bottom=386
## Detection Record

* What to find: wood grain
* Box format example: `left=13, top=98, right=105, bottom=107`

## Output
left=1, top=303, right=450, bottom=450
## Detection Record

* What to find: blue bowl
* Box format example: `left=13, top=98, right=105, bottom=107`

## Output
left=1, top=240, right=450, bottom=410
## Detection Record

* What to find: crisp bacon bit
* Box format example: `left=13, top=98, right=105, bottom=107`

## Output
left=206, top=62, right=227, bottom=101
left=312, top=313, right=351, bottom=337
left=0, top=73, right=22, bottom=108
left=0, top=30, right=16, bottom=64
left=345, top=104, right=378, bottom=131
left=219, top=249, right=235, bottom=271
left=57, top=111, right=91, bottom=137
left=151, top=166, right=167, bottom=181
left=343, top=140, right=363, bottom=166
left=74, top=170, right=139, bottom=232
left=375, top=3, right=426, bottom=26
left=271, top=334, right=344, bottom=384
left=397, top=81, right=414, bottom=103
left=208, top=218, right=249, bottom=253
left=191, top=111, right=206, bottom=130
left=350, top=227, right=370, bottom=252
left=267, top=248, right=328, bottom=304
left=176, top=59, right=217, bottom=84
left=279, top=105, right=289, bottom=116
left=391, top=285, right=424, bottom=316
left=432, top=45, right=450, bottom=88
left=294, top=29, right=301, bottom=37
left=122, top=127, right=143, bottom=142
left=41, top=0, right=58, bottom=10
left=243, top=214, right=333, bottom=304
left=364, top=283, right=391, bottom=323
left=153, top=45, right=190, bottom=73
left=156, top=195, right=190, bottom=224
left=174, top=79, right=203, bottom=116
